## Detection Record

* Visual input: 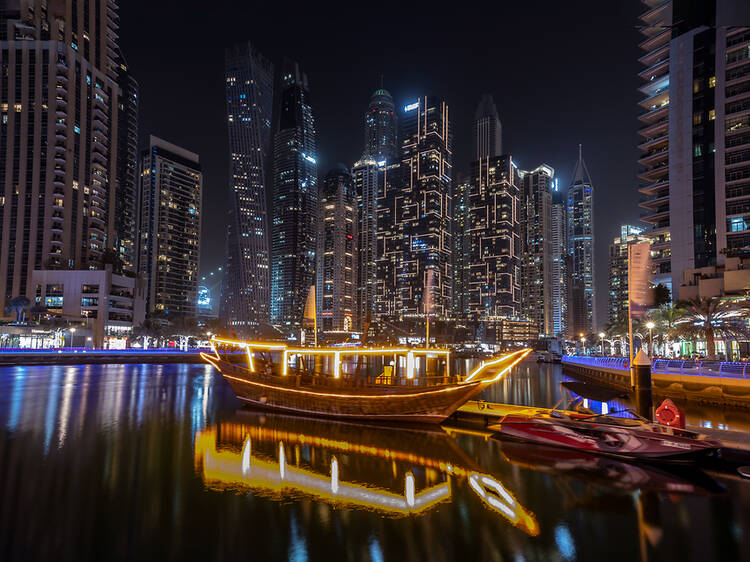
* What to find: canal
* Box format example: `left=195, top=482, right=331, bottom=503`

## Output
left=0, top=360, right=748, bottom=561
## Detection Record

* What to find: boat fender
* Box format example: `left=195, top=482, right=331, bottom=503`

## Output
left=654, top=398, right=685, bottom=429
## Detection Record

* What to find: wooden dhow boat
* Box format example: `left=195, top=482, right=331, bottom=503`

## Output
left=201, top=338, right=530, bottom=423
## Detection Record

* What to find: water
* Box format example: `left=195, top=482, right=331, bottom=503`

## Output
left=0, top=360, right=748, bottom=561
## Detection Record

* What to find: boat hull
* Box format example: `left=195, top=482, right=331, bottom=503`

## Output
left=209, top=358, right=487, bottom=424
left=497, top=413, right=720, bottom=462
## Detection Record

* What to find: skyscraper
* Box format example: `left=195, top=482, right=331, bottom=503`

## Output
left=567, top=145, right=595, bottom=335
left=138, top=136, right=202, bottom=318
left=352, top=157, right=381, bottom=332
left=609, top=225, right=649, bottom=327
left=364, top=88, right=397, bottom=163
left=452, top=175, right=471, bottom=322
left=270, top=61, right=318, bottom=332
left=551, top=180, right=569, bottom=338
left=221, top=42, right=274, bottom=333
left=473, top=94, right=502, bottom=160
left=317, top=166, right=357, bottom=333
left=637, top=2, right=750, bottom=296
left=520, top=164, right=554, bottom=336
left=377, top=96, right=453, bottom=329
left=115, top=51, right=139, bottom=273
left=0, top=1, right=121, bottom=315
left=467, top=156, right=522, bottom=330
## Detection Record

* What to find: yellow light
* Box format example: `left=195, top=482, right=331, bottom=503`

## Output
left=465, top=349, right=530, bottom=383
left=220, top=372, right=480, bottom=399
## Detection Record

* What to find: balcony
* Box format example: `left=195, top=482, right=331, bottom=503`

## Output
left=638, top=146, right=669, bottom=167
left=638, top=103, right=669, bottom=125
left=639, top=178, right=669, bottom=196
left=638, top=163, right=669, bottom=182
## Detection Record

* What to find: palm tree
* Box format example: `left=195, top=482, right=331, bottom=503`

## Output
left=672, top=297, right=750, bottom=360
left=6, top=296, right=30, bottom=323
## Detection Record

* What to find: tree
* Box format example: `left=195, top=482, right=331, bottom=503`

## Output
left=672, top=297, right=750, bottom=360
left=6, top=296, right=30, bottom=323
left=652, top=283, right=671, bottom=308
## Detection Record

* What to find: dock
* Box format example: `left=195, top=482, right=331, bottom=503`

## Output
left=450, top=400, right=750, bottom=455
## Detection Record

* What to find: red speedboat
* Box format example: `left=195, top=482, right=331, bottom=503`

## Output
left=496, top=411, right=721, bottom=463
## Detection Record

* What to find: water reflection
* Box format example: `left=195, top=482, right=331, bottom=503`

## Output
left=194, top=411, right=538, bottom=534
left=0, top=362, right=747, bottom=561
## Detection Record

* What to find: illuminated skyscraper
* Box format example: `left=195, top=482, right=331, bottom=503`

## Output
left=637, top=2, right=750, bottom=296
left=551, top=181, right=569, bottom=337
left=221, top=42, right=274, bottom=332
left=352, top=157, right=381, bottom=332
left=467, top=156, right=521, bottom=330
left=317, top=166, right=357, bottom=333
left=115, top=51, right=139, bottom=273
left=452, top=175, right=471, bottom=321
left=138, top=136, right=202, bottom=317
left=0, top=1, right=121, bottom=315
left=520, top=164, right=554, bottom=336
left=377, top=96, right=453, bottom=328
left=567, top=145, right=595, bottom=335
left=609, top=225, right=649, bottom=326
left=270, top=61, right=318, bottom=331
left=364, top=88, right=397, bottom=163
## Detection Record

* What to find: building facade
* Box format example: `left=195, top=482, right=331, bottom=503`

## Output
left=31, top=266, right=146, bottom=348
left=138, top=136, right=202, bottom=318
left=520, top=164, right=555, bottom=336
left=608, top=225, right=649, bottom=327
left=317, top=166, right=357, bottom=334
left=0, top=1, right=121, bottom=316
left=467, top=155, right=521, bottom=327
left=551, top=180, right=569, bottom=337
left=473, top=94, right=502, bottom=161
left=452, top=175, right=471, bottom=322
left=270, top=61, right=318, bottom=332
left=364, top=88, right=397, bottom=163
left=352, top=157, right=381, bottom=332
left=221, top=42, right=274, bottom=333
left=115, top=51, right=139, bottom=273
left=637, top=1, right=750, bottom=296
left=567, top=146, right=596, bottom=335
left=376, top=96, right=453, bottom=329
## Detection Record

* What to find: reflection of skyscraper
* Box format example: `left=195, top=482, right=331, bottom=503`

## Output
left=0, top=2, right=121, bottom=313
left=317, top=167, right=357, bottom=333
left=378, top=96, right=452, bottom=326
left=270, top=61, right=318, bottom=331
left=364, top=88, right=397, bottom=163
left=567, top=145, right=595, bottom=335
left=520, top=165, right=554, bottom=336
left=221, top=42, right=274, bottom=332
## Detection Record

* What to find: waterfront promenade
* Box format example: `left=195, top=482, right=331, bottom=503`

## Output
left=0, top=348, right=207, bottom=366
left=562, top=355, right=750, bottom=408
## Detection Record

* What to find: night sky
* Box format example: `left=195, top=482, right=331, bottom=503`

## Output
left=119, top=1, right=644, bottom=324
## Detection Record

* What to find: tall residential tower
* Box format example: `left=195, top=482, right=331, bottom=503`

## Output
left=138, top=136, right=202, bottom=318
left=270, top=61, right=318, bottom=332
left=567, top=146, right=596, bottom=335
left=221, top=42, right=274, bottom=333
left=0, top=1, right=121, bottom=313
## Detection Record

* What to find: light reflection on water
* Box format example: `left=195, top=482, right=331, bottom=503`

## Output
left=0, top=360, right=747, bottom=561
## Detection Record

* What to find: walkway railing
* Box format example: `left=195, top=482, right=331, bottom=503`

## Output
left=563, top=355, right=750, bottom=379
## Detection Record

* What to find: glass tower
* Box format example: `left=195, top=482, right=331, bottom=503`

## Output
left=270, top=61, right=318, bottom=332
left=221, top=42, right=274, bottom=333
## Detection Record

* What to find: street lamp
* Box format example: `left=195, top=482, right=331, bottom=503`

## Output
left=599, top=332, right=606, bottom=356
left=646, top=321, right=655, bottom=355
left=580, top=334, right=586, bottom=355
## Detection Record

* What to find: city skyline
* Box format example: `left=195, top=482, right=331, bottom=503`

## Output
left=117, top=0, right=646, bottom=325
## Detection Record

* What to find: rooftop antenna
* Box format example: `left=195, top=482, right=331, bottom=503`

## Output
left=379, top=74, right=384, bottom=89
